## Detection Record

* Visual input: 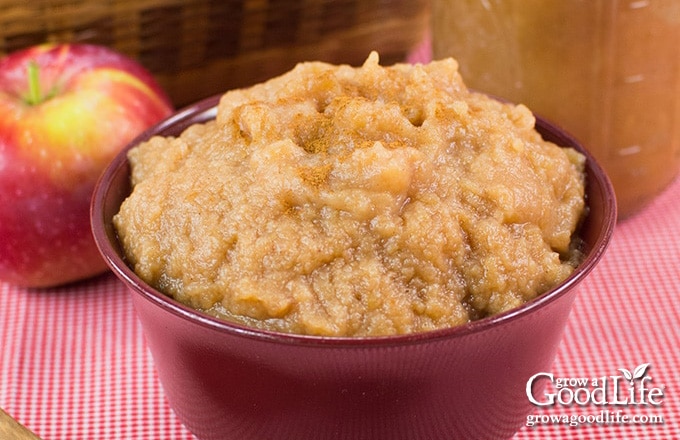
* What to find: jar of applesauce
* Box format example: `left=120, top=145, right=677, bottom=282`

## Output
left=432, top=0, right=680, bottom=219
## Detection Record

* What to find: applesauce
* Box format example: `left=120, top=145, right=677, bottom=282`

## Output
left=113, top=53, right=586, bottom=337
left=432, top=0, right=680, bottom=218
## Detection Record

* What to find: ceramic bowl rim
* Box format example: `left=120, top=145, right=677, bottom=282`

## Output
left=91, top=94, right=617, bottom=349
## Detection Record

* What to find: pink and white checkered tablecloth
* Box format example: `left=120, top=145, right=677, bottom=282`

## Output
left=2, top=42, right=680, bottom=438
left=2, top=175, right=679, bottom=440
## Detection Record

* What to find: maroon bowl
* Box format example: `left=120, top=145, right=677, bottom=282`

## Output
left=91, top=94, right=616, bottom=440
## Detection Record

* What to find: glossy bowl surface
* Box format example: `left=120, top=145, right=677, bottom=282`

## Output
left=91, top=94, right=616, bottom=440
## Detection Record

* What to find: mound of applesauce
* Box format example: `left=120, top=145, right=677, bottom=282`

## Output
left=114, top=52, right=586, bottom=337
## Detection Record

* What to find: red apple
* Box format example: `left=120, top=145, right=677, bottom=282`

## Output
left=0, top=43, right=173, bottom=288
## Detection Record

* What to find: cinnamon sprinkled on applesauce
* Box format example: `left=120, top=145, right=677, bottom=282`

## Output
left=114, top=52, right=586, bottom=336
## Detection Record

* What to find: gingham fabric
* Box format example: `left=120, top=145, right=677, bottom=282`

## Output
left=2, top=166, right=678, bottom=440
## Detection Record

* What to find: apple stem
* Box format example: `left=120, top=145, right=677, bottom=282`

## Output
left=26, top=61, right=43, bottom=105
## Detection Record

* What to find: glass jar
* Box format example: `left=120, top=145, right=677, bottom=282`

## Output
left=432, top=0, right=680, bottom=219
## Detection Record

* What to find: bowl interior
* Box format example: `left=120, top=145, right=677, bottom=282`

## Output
left=91, top=94, right=617, bottom=344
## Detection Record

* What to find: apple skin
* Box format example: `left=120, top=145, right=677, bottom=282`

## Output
left=0, top=44, right=173, bottom=288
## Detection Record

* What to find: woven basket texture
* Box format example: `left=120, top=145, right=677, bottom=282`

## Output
left=1, top=0, right=429, bottom=106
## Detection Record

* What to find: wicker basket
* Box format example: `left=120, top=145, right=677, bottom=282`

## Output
left=0, top=0, right=430, bottom=106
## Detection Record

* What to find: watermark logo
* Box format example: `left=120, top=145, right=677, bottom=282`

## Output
left=619, top=363, right=652, bottom=386
left=525, top=363, right=666, bottom=428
